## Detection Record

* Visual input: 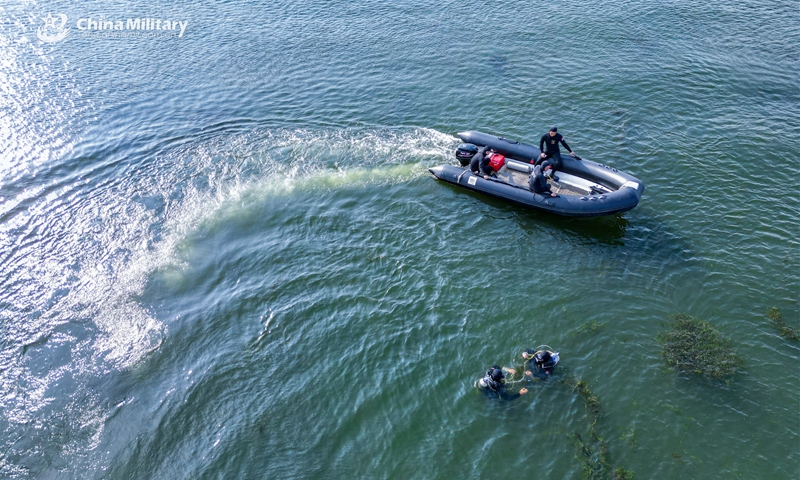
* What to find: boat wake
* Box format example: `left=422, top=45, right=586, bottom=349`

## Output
left=0, top=126, right=456, bottom=476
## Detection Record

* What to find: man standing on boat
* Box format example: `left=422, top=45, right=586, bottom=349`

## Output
left=534, top=127, right=579, bottom=179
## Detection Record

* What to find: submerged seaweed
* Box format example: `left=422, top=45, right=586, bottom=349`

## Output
left=574, top=319, right=608, bottom=336
left=614, top=467, right=634, bottom=480
left=767, top=307, right=799, bottom=341
left=563, top=376, right=602, bottom=415
left=563, top=376, right=633, bottom=479
left=572, top=432, right=609, bottom=480
left=656, top=314, right=743, bottom=379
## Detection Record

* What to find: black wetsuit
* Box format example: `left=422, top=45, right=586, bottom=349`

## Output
left=524, top=349, right=558, bottom=380
left=529, top=164, right=553, bottom=194
left=469, top=152, right=494, bottom=175
left=479, top=376, right=522, bottom=401
left=535, top=133, right=572, bottom=172
left=469, top=147, right=491, bottom=175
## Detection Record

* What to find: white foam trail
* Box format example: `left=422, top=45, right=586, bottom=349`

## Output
left=0, top=126, right=457, bottom=473
left=3, top=126, right=457, bottom=369
left=149, top=126, right=457, bottom=235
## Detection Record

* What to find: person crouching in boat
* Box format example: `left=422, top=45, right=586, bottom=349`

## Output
left=523, top=348, right=560, bottom=380
left=529, top=161, right=557, bottom=197
left=477, top=365, right=528, bottom=400
left=470, top=148, right=501, bottom=180
left=469, top=146, right=488, bottom=175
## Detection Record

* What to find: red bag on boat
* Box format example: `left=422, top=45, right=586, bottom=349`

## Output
left=488, top=154, right=505, bottom=171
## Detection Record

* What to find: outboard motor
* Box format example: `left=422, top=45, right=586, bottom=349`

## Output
left=455, top=143, right=479, bottom=166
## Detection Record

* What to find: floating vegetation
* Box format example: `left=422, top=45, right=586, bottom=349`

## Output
left=767, top=307, right=799, bottom=341
left=656, top=313, right=743, bottom=379
left=619, top=425, right=637, bottom=448
left=614, top=467, right=634, bottom=480
left=572, top=433, right=610, bottom=480
left=563, top=376, right=602, bottom=416
left=564, top=376, right=632, bottom=479
left=575, top=319, right=608, bottom=335
left=662, top=403, right=680, bottom=415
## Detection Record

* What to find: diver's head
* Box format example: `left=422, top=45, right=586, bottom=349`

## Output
left=535, top=350, right=552, bottom=365
left=541, top=161, right=553, bottom=173
left=489, top=366, right=504, bottom=382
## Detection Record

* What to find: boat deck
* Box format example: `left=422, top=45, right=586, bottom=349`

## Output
left=493, top=165, right=596, bottom=197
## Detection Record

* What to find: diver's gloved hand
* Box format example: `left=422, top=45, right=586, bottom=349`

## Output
left=519, top=388, right=528, bottom=395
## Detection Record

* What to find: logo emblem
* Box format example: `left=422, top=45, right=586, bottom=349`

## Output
left=37, top=13, right=70, bottom=43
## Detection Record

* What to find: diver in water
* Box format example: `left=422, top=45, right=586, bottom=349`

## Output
left=477, top=365, right=528, bottom=400
left=523, top=348, right=560, bottom=380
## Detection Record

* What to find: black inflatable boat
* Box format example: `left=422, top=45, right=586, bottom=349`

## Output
left=428, top=131, right=645, bottom=217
